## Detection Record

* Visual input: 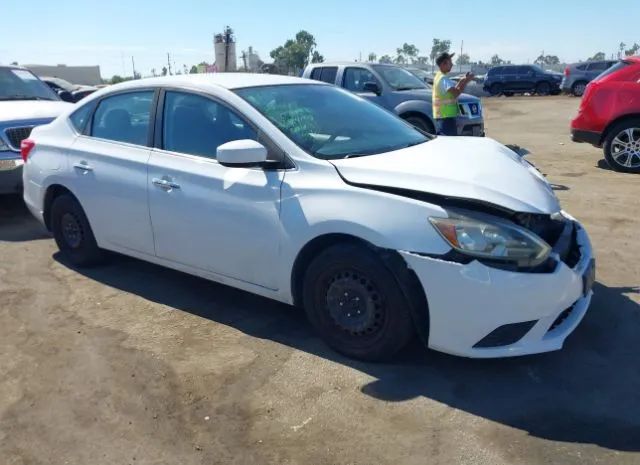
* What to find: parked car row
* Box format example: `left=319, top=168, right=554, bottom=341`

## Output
left=40, top=76, right=98, bottom=103
left=20, top=72, right=595, bottom=362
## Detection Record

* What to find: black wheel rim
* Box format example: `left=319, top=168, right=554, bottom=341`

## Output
left=575, top=83, right=585, bottom=96
left=325, top=270, right=384, bottom=337
left=538, top=83, right=550, bottom=94
left=61, top=212, right=83, bottom=249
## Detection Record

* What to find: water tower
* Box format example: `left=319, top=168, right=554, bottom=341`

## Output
left=214, top=26, right=237, bottom=72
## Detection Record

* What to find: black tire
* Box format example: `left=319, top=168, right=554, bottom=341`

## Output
left=536, top=81, right=551, bottom=96
left=603, top=118, right=640, bottom=173
left=51, top=194, right=104, bottom=266
left=302, top=243, right=415, bottom=361
left=571, top=81, right=588, bottom=97
left=489, top=83, right=502, bottom=96
left=503, top=91, right=514, bottom=97
left=404, top=115, right=435, bottom=134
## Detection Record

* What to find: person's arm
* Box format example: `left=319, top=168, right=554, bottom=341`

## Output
left=446, top=73, right=475, bottom=98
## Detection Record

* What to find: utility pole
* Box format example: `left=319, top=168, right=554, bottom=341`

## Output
left=131, top=56, right=136, bottom=79
left=460, top=40, right=463, bottom=73
left=241, top=50, right=247, bottom=71
left=120, top=51, right=125, bottom=76
left=224, top=26, right=231, bottom=72
left=167, top=53, right=172, bottom=75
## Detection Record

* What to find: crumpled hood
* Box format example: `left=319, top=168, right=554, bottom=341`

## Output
left=0, top=100, right=72, bottom=123
left=331, top=136, right=560, bottom=214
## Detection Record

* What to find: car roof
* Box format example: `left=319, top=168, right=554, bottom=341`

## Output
left=308, top=62, right=384, bottom=67
left=103, top=73, right=320, bottom=92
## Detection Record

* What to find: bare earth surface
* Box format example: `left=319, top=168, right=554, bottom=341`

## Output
left=1, top=96, right=638, bottom=465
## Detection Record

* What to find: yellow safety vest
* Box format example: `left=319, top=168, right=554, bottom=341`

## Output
left=432, top=71, right=459, bottom=119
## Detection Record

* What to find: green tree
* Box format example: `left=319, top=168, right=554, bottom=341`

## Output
left=367, top=52, right=377, bottom=62
left=161, top=67, right=168, bottom=76
left=379, top=55, right=393, bottom=64
left=270, top=30, right=324, bottom=74
left=490, top=54, right=504, bottom=66
left=190, top=65, right=198, bottom=74
left=619, top=42, right=626, bottom=58
left=430, top=39, right=451, bottom=68
left=110, top=75, right=126, bottom=84
left=588, top=52, right=605, bottom=61
left=456, top=53, right=471, bottom=65
left=396, top=43, right=420, bottom=64
left=626, top=43, right=640, bottom=56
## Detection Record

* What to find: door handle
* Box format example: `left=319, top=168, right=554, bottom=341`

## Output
left=73, top=161, right=93, bottom=172
left=152, top=178, right=180, bottom=190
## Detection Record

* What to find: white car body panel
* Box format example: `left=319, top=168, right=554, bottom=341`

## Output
left=0, top=100, right=71, bottom=123
left=147, top=148, right=283, bottom=290
left=331, top=136, right=561, bottom=214
left=22, top=74, right=595, bottom=358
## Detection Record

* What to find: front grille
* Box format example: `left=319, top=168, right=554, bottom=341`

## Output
left=564, top=227, right=581, bottom=268
left=473, top=320, right=537, bottom=348
left=4, top=126, right=34, bottom=151
left=513, top=213, right=566, bottom=246
left=458, top=103, right=481, bottom=117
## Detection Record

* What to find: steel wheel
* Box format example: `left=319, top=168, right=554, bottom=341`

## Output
left=610, top=127, right=640, bottom=170
left=325, top=270, right=385, bottom=337
left=572, top=82, right=587, bottom=97
left=61, top=212, right=83, bottom=249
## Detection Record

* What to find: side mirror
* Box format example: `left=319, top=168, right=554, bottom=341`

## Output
left=362, top=81, right=381, bottom=95
left=57, top=90, right=74, bottom=102
left=217, top=139, right=268, bottom=167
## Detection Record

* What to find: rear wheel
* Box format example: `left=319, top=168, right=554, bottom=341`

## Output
left=572, top=81, right=587, bottom=97
left=51, top=194, right=104, bottom=266
left=603, top=119, right=640, bottom=173
left=302, top=243, right=415, bottom=361
left=503, top=91, right=514, bottom=97
left=403, top=115, right=435, bottom=134
left=489, top=83, right=502, bottom=96
left=536, top=81, right=551, bottom=96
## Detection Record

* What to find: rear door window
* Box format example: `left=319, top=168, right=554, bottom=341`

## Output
left=319, top=67, right=338, bottom=84
left=587, top=61, right=608, bottom=71
left=91, top=91, right=154, bottom=146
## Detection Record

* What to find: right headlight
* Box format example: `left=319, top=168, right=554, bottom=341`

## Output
left=429, top=213, right=551, bottom=267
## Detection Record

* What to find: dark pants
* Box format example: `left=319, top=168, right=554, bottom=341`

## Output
left=436, top=117, right=458, bottom=136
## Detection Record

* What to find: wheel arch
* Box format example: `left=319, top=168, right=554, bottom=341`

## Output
left=42, top=184, right=78, bottom=231
left=399, top=111, right=436, bottom=133
left=290, top=233, right=431, bottom=345
left=600, top=113, right=640, bottom=145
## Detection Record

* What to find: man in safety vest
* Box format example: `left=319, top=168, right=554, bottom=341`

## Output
left=432, top=52, right=475, bottom=136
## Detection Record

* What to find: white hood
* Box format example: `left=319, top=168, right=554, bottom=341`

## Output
left=0, top=100, right=72, bottom=123
left=331, top=136, right=560, bottom=214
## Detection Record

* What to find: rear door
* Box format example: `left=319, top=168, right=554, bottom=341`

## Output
left=309, top=66, right=339, bottom=85
left=67, top=89, right=156, bottom=255
left=501, top=66, right=519, bottom=91
left=517, top=66, right=536, bottom=91
left=586, top=61, right=610, bottom=80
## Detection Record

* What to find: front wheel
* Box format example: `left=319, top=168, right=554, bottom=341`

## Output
left=403, top=115, right=435, bottom=134
left=302, top=244, right=415, bottom=361
left=489, top=83, right=502, bottom=96
left=51, top=194, right=104, bottom=266
left=603, top=119, right=640, bottom=173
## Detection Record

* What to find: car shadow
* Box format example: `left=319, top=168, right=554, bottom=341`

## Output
left=54, top=251, right=640, bottom=452
left=549, top=183, right=570, bottom=191
left=0, top=195, right=51, bottom=242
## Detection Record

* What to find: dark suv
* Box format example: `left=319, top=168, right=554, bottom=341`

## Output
left=483, top=65, right=563, bottom=96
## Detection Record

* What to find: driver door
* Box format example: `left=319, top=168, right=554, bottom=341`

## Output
left=147, top=90, right=284, bottom=289
left=341, top=67, right=384, bottom=106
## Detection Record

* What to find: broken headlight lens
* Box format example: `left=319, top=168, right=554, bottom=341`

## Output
left=429, top=214, right=551, bottom=267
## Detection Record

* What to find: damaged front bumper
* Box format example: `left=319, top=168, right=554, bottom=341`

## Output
left=400, top=219, right=594, bottom=358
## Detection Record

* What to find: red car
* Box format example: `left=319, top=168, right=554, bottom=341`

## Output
left=571, top=56, right=640, bottom=173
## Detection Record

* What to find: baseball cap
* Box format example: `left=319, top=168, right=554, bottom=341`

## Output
left=436, top=52, right=455, bottom=66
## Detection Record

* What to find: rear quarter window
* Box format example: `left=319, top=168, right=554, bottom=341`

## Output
left=69, top=103, right=94, bottom=133
left=576, top=64, right=587, bottom=71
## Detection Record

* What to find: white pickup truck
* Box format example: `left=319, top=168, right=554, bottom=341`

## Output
left=0, top=65, right=71, bottom=194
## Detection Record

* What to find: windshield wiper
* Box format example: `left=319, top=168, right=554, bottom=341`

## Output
left=0, top=95, right=54, bottom=101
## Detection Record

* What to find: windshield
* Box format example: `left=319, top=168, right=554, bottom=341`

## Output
left=0, top=68, right=59, bottom=101
left=372, top=65, right=427, bottom=90
left=235, top=84, right=430, bottom=160
left=45, top=77, right=76, bottom=92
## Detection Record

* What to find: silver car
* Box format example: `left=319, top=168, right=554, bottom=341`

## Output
left=561, top=60, right=617, bottom=97
left=303, top=62, right=484, bottom=136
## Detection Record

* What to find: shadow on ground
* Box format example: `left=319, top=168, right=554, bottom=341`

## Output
left=54, top=250, right=640, bottom=453
left=0, top=195, right=50, bottom=242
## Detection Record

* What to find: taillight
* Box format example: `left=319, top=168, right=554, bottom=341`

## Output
left=20, top=139, right=35, bottom=162
left=564, top=67, right=570, bottom=77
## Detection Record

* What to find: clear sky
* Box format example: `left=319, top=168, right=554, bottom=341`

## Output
left=2, top=0, right=638, bottom=79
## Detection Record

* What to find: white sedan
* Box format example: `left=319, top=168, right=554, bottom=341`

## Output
left=21, top=74, right=595, bottom=361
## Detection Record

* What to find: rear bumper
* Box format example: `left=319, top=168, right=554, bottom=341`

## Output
left=571, top=128, right=601, bottom=146
left=0, top=154, right=23, bottom=194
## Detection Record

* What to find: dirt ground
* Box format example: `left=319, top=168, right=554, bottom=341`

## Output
left=1, top=96, right=639, bottom=465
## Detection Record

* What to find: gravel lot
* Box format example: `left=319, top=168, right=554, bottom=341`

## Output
left=1, top=96, right=639, bottom=465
